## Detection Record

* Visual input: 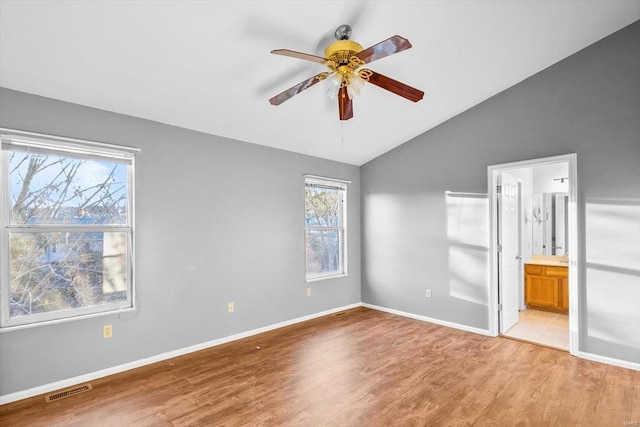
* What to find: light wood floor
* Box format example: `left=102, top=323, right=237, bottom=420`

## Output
left=502, top=308, right=569, bottom=351
left=1, top=307, right=638, bottom=426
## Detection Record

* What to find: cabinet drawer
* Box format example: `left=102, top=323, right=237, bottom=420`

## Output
left=525, top=265, right=544, bottom=275
left=545, top=266, right=568, bottom=278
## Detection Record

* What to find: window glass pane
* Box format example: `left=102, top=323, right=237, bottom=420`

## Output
left=305, top=186, right=342, bottom=227
left=305, top=229, right=341, bottom=275
left=8, top=232, right=128, bottom=320
left=8, top=150, right=128, bottom=225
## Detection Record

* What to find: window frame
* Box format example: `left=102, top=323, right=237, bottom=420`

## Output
left=0, top=128, right=139, bottom=330
left=304, top=175, right=349, bottom=281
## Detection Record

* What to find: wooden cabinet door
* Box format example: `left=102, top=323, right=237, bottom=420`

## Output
left=560, top=278, right=569, bottom=310
left=526, top=275, right=559, bottom=307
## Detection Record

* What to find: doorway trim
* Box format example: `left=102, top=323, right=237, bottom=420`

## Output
left=488, top=153, right=578, bottom=355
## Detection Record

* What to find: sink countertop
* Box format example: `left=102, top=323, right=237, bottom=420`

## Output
left=525, top=259, right=569, bottom=267
left=525, top=255, right=569, bottom=267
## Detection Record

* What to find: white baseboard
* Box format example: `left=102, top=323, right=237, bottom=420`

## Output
left=0, top=302, right=362, bottom=405
left=577, top=350, right=640, bottom=371
left=362, top=303, right=492, bottom=336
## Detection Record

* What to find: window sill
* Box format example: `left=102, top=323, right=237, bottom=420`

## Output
left=0, top=306, right=137, bottom=333
left=305, top=273, right=349, bottom=283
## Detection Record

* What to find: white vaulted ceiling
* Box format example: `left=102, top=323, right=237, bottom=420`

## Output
left=1, top=1, right=638, bottom=165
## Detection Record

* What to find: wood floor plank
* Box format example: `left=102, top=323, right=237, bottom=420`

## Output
left=1, top=307, right=638, bottom=426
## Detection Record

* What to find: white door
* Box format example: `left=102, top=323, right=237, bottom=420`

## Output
left=499, top=172, right=520, bottom=333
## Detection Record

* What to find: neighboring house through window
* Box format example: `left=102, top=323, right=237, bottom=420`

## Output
left=304, top=175, right=348, bottom=280
left=0, top=129, right=139, bottom=329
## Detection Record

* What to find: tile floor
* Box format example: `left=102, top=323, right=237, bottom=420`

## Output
left=502, top=308, right=569, bottom=351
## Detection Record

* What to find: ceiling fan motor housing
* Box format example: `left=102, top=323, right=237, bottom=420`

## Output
left=325, top=40, right=363, bottom=60
left=324, top=40, right=365, bottom=77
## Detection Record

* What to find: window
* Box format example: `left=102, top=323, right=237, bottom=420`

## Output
left=304, top=175, right=348, bottom=280
left=1, top=130, right=138, bottom=329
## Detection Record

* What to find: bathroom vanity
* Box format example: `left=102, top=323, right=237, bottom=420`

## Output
left=524, top=256, right=569, bottom=312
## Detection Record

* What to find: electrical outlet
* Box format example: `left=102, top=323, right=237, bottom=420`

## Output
left=306, top=287, right=312, bottom=297
left=103, top=324, right=113, bottom=339
left=228, top=302, right=234, bottom=313
left=425, top=289, right=432, bottom=298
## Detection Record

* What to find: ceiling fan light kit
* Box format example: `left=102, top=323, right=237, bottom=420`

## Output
left=269, top=25, right=425, bottom=120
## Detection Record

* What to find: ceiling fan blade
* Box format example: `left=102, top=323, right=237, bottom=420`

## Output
left=356, top=35, right=412, bottom=65
left=338, top=86, right=353, bottom=120
left=271, top=49, right=327, bottom=64
left=269, top=73, right=328, bottom=106
left=366, top=71, right=424, bottom=102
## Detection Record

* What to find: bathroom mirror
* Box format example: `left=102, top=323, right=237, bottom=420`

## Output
left=531, top=192, right=568, bottom=255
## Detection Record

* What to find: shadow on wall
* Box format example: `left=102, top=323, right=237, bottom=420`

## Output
left=445, top=191, right=489, bottom=306
left=584, top=198, right=640, bottom=362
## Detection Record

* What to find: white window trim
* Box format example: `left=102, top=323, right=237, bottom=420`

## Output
left=0, top=128, right=140, bottom=330
left=304, top=174, right=349, bottom=281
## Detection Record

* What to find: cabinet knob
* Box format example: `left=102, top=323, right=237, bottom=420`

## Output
left=516, top=255, right=522, bottom=260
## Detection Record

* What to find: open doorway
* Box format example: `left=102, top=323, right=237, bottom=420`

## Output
left=488, top=154, right=578, bottom=355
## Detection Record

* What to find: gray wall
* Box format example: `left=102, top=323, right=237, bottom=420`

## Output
left=361, top=21, right=640, bottom=363
left=0, top=88, right=361, bottom=396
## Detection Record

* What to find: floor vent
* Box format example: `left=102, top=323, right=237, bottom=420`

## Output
left=45, top=384, right=92, bottom=402
left=333, top=312, right=348, bottom=317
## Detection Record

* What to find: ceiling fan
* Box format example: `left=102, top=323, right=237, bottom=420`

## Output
left=269, top=25, right=425, bottom=120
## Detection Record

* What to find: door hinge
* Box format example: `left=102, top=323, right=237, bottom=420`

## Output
left=498, top=303, right=503, bottom=311
left=497, top=244, right=502, bottom=253
left=496, top=185, right=502, bottom=193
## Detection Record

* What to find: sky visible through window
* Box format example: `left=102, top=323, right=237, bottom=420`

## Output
left=9, top=150, right=128, bottom=225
